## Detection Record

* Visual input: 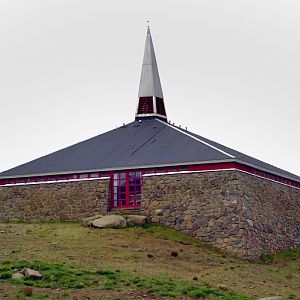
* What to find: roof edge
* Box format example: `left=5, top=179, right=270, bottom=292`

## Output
left=1, top=158, right=299, bottom=183
left=155, top=118, right=235, bottom=159
left=234, top=159, right=300, bottom=183
left=0, top=159, right=234, bottom=179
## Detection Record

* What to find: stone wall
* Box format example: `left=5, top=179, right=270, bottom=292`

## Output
left=238, top=173, right=300, bottom=257
left=0, top=179, right=109, bottom=222
left=1, top=170, right=300, bottom=258
left=142, top=171, right=300, bottom=258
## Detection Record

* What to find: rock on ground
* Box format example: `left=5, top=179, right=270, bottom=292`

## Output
left=127, top=215, right=148, bottom=226
left=21, top=268, right=43, bottom=280
left=91, top=215, right=127, bottom=229
left=11, top=272, right=25, bottom=279
left=82, top=214, right=103, bottom=227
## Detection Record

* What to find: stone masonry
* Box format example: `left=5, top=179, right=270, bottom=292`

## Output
left=0, top=179, right=109, bottom=222
left=142, top=171, right=300, bottom=259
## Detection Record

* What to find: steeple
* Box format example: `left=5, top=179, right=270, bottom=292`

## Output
left=135, top=27, right=167, bottom=121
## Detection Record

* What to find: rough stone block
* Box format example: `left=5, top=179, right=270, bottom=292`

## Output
left=91, top=215, right=127, bottom=228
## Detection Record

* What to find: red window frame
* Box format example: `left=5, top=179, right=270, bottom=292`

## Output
left=111, top=171, right=143, bottom=209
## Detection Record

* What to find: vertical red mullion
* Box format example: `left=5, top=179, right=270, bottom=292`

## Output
left=139, top=171, right=142, bottom=206
left=126, top=171, right=129, bottom=208
left=118, top=176, right=121, bottom=207
left=132, top=172, right=135, bottom=207
left=135, top=172, right=137, bottom=207
left=116, top=176, right=119, bottom=208
left=135, top=172, right=138, bottom=207
left=111, top=173, right=114, bottom=208
left=136, top=172, right=138, bottom=207
left=120, top=177, right=122, bottom=207
left=139, top=171, right=141, bottom=206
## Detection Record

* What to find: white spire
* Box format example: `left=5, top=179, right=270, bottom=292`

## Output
left=138, top=27, right=163, bottom=98
left=136, top=28, right=167, bottom=121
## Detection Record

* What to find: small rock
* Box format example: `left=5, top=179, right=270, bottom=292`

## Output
left=23, top=268, right=43, bottom=280
left=154, top=209, right=163, bottom=216
left=256, top=297, right=283, bottom=300
left=171, top=251, right=178, bottom=257
left=91, top=215, right=127, bottom=229
left=127, top=215, right=148, bottom=226
left=193, top=276, right=198, bottom=281
left=0, top=230, right=5, bottom=234
left=147, top=254, right=154, bottom=258
left=217, top=284, right=228, bottom=290
left=11, top=272, right=24, bottom=280
left=246, top=219, right=254, bottom=227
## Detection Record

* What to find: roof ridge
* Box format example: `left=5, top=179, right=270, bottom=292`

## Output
left=155, top=119, right=235, bottom=159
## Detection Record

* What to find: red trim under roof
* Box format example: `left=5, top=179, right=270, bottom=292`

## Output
left=1, top=162, right=299, bottom=189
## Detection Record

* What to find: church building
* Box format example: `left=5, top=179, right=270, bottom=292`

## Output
left=1, top=28, right=299, bottom=258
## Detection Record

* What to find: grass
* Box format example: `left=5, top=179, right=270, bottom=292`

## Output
left=274, top=248, right=300, bottom=260
left=0, top=260, right=250, bottom=299
left=0, top=222, right=299, bottom=299
left=17, top=289, right=49, bottom=299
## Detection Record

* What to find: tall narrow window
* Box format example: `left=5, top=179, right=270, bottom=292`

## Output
left=112, top=171, right=142, bottom=208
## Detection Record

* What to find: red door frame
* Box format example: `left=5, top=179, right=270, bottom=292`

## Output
left=111, top=170, right=143, bottom=209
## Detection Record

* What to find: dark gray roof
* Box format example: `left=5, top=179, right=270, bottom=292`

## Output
left=1, top=118, right=299, bottom=182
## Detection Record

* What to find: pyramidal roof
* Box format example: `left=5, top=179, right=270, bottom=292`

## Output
left=0, top=29, right=299, bottom=184
left=0, top=118, right=299, bottom=182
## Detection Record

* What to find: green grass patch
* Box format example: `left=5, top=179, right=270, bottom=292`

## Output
left=0, top=260, right=252, bottom=299
left=0, top=261, right=96, bottom=289
left=259, top=253, right=274, bottom=264
left=17, top=288, right=49, bottom=299
left=258, top=248, right=300, bottom=264
left=275, top=248, right=300, bottom=260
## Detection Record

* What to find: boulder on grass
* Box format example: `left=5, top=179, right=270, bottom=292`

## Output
left=127, top=215, right=148, bottom=226
left=11, top=272, right=24, bottom=280
left=91, top=215, right=127, bottom=229
left=21, top=268, right=43, bottom=280
left=82, top=214, right=103, bottom=227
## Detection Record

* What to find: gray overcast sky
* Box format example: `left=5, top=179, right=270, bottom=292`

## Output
left=0, top=0, right=299, bottom=176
